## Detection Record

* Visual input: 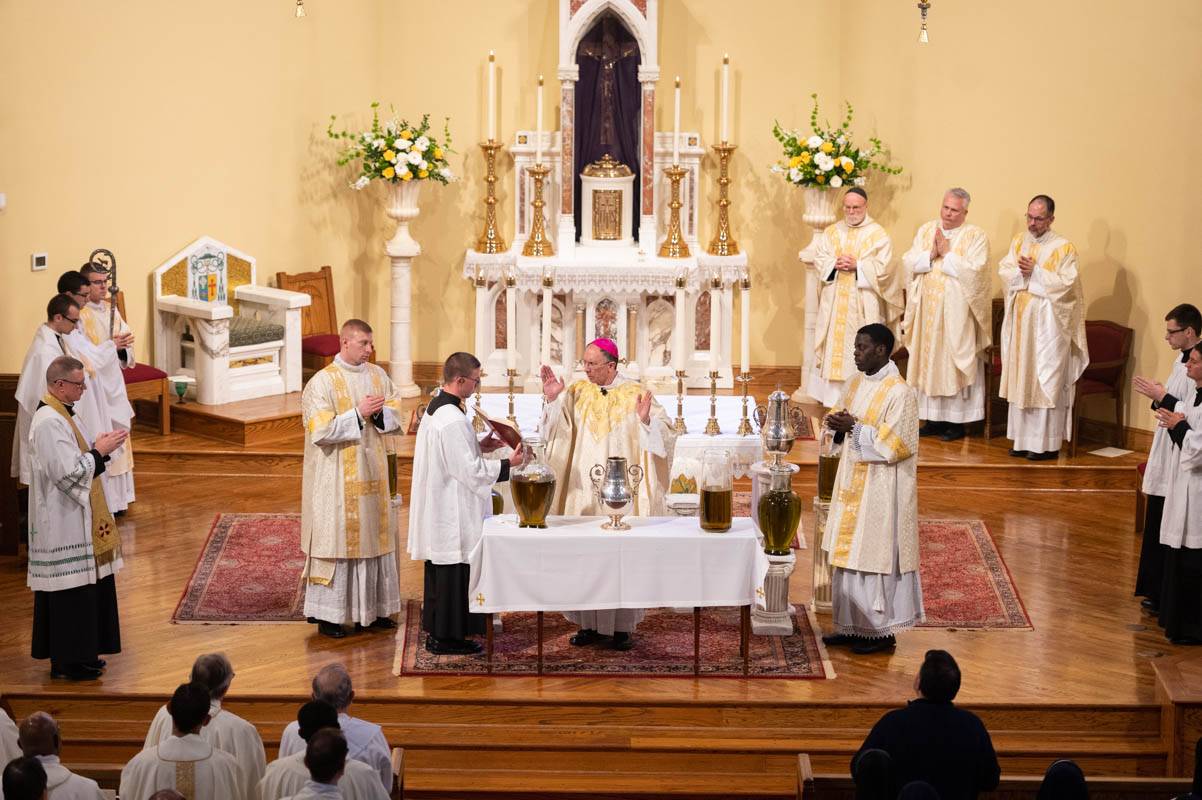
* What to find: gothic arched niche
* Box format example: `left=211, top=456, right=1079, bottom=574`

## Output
left=574, top=12, right=641, bottom=243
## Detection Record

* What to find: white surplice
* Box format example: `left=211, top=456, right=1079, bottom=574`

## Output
left=278, top=714, right=391, bottom=794
left=0, top=707, right=19, bottom=764
left=282, top=781, right=343, bottom=800
left=144, top=699, right=266, bottom=798
left=34, top=754, right=106, bottom=800
left=1143, top=354, right=1194, bottom=497
left=1161, top=393, right=1202, bottom=550
left=119, top=733, right=246, bottom=800
left=259, top=752, right=388, bottom=800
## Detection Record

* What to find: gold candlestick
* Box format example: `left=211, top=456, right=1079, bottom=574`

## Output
left=673, top=368, right=688, bottom=434
left=472, top=369, right=488, bottom=433
left=704, top=370, right=721, bottom=435
left=505, top=368, right=518, bottom=427
left=658, top=164, right=691, bottom=258
left=706, top=142, right=740, bottom=256
left=476, top=139, right=507, bottom=253
left=522, top=163, right=554, bottom=257
left=736, top=372, right=753, bottom=435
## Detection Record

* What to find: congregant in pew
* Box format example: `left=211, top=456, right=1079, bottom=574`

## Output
left=997, top=195, right=1090, bottom=461
left=259, top=701, right=387, bottom=800
left=1132, top=303, right=1202, bottom=614
left=281, top=729, right=349, bottom=800
left=277, top=665, right=392, bottom=794
left=119, top=682, right=245, bottom=800
left=900, top=188, right=992, bottom=442
left=17, top=711, right=105, bottom=800
left=300, top=319, right=403, bottom=639
left=143, top=653, right=266, bottom=797
left=2, top=756, right=48, bottom=800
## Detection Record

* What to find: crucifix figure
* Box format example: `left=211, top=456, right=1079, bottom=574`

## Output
left=579, top=16, right=638, bottom=150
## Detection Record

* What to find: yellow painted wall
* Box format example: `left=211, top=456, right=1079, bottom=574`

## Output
left=3, top=0, right=1199, bottom=432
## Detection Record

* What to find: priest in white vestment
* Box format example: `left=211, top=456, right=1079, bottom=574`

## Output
left=300, top=319, right=403, bottom=638
left=1155, top=342, right=1202, bottom=645
left=808, top=188, right=901, bottom=408
left=259, top=702, right=387, bottom=800
left=997, top=195, right=1089, bottom=460
left=1132, top=304, right=1201, bottom=612
left=407, top=352, right=520, bottom=655
left=820, top=324, right=923, bottom=655
left=16, top=712, right=106, bottom=800
left=119, top=683, right=246, bottom=800
left=278, top=729, right=349, bottom=800
left=538, top=338, right=677, bottom=649
left=277, top=665, right=392, bottom=793
left=901, top=188, right=992, bottom=441
left=1, top=707, right=20, bottom=765
left=143, top=653, right=265, bottom=798
left=28, top=356, right=127, bottom=681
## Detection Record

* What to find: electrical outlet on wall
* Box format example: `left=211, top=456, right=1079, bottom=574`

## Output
left=31, top=253, right=48, bottom=272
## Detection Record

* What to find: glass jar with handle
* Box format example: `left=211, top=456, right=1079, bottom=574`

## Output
left=511, top=436, right=556, bottom=528
left=699, top=448, right=733, bottom=532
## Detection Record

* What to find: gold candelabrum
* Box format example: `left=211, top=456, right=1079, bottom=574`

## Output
left=505, top=368, right=518, bottom=427
left=706, top=142, right=739, bottom=256
left=673, top=369, right=688, bottom=434
left=735, top=372, right=754, bottom=435
left=522, top=163, right=554, bottom=257
left=472, top=369, right=487, bottom=433
left=658, top=164, right=690, bottom=258
left=476, top=140, right=507, bottom=253
left=704, top=370, right=721, bottom=435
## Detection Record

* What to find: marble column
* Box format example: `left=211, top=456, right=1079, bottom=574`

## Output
left=638, top=72, right=658, bottom=249
left=557, top=75, right=577, bottom=257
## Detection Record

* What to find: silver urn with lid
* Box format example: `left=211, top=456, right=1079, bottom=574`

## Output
left=754, top=389, right=805, bottom=466
left=589, top=456, right=644, bottom=531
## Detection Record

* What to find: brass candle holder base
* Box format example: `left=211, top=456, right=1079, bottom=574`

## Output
left=673, top=369, right=688, bottom=434
left=476, top=140, right=507, bottom=254
left=704, top=370, right=721, bottom=436
left=522, top=163, right=554, bottom=257
left=472, top=370, right=487, bottom=433
left=505, top=368, right=518, bottom=427
left=706, top=142, right=740, bottom=256
left=736, top=371, right=754, bottom=435
left=659, top=164, right=691, bottom=258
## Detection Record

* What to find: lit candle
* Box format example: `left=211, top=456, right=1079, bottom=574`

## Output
left=721, top=54, right=730, bottom=143
left=740, top=278, right=750, bottom=375
left=673, top=279, right=686, bottom=373
left=535, top=75, right=544, bottom=165
left=487, top=51, right=497, bottom=142
left=672, top=77, right=681, bottom=166
left=506, top=275, right=517, bottom=371
left=709, top=279, right=720, bottom=372
left=540, top=276, right=553, bottom=367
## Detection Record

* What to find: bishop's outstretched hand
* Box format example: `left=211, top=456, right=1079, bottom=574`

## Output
left=635, top=390, right=652, bottom=424
left=541, top=365, right=565, bottom=401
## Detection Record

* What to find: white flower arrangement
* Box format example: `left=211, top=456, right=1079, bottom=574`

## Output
left=771, top=94, right=901, bottom=189
left=328, top=103, right=456, bottom=189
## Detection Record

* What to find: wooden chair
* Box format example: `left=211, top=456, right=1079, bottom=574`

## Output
left=1071, top=320, right=1134, bottom=456
left=115, top=291, right=171, bottom=434
left=275, top=265, right=342, bottom=373
left=390, top=747, right=405, bottom=799
left=982, top=297, right=1008, bottom=439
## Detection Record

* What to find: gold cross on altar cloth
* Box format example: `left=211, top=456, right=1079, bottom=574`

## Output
left=756, top=587, right=765, bottom=598
left=476, top=593, right=486, bottom=606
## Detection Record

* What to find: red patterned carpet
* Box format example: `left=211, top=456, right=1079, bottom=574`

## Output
left=916, top=519, right=1031, bottom=630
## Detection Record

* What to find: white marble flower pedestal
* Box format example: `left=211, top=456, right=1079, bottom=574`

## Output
left=792, top=186, right=839, bottom=406
left=385, top=181, right=422, bottom=398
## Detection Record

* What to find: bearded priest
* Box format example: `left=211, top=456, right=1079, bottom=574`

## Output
left=538, top=338, right=676, bottom=651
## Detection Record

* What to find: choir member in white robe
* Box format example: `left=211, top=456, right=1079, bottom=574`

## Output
left=997, top=195, right=1089, bottom=460
left=820, top=324, right=923, bottom=655
left=259, top=702, right=387, bottom=800
left=0, top=707, right=19, bottom=764
left=901, top=188, right=992, bottom=441
left=77, top=263, right=136, bottom=510
left=538, top=338, right=677, bottom=648
left=279, top=730, right=348, bottom=800
left=1131, top=304, right=1201, bottom=612
left=143, top=653, right=265, bottom=798
left=119, top=683, right=246, bottom=800
left=808, top=188, right=902, bottom=408
left=1155, top=342, right=1202, bottom=645
left=17, top=712, right=106, bottom=800
left=300, top=320, right=403, bottom=638
left=28, top=356, right=126, bottom=681
left=277, top=665, right=391, bottom=794
left=407, top=353, right=520, bottom=654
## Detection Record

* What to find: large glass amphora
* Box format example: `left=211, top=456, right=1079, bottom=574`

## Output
left=510, top=436, right=556, bottom=528
left=817, top=426, right=842, bottom=503
left=699, top=448, right=733, bottom=532
left=758, top=463, right=802, bottom=555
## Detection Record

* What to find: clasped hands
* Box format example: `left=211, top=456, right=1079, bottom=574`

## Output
left=929, top=229, right=951, bottom=262
left=1016, top=254, right=1035, bottom=278
left=1132, top=375, right=1167, bottom=404
left=824, top=410, right=856, bottom=434
left=114, top=331, right=135, bottom=349
left=834, top=253, right=858, bottom=272
left=356, top=394, right=386, bottom=419
left=93, top=429, right=128, bottom=456
left=1154, top=407, right=1186, bottom=430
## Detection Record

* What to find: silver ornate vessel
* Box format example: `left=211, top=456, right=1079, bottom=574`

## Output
left=589, top=456, right=644, bottom=531
left=754, top=389, right=805, bottom=466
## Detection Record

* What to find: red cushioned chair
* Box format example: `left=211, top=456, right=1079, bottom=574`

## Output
left=115, top=291, right=171, bottom=434
left=982, top=297, right=1008, bottom=439
left=275, top=265, right=340, bottom=375
left=1071, top=319, right=1134, bottom=457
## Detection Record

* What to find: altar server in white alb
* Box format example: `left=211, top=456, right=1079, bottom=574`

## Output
left=408, top=352, right=520, bottom=655
left=259, top=701, right=387, bottom=800
left=28, top=356, right=127, bottom=681
left=282, top=729, right=351, bottom=800
left=539, top=337, right=677, bottom=650
left=901, top=188, right=992, bottom=442
left=997, top=195, right=1089, bottom=460
left=821, top=324, right=923, bottom=655
left=120, top=683, right=246, bottom=800
left=17, top=712, right=106, bottom=800
left=300, top=319, right=403, bottom=639
left=808, top=188, right=901, bottom=408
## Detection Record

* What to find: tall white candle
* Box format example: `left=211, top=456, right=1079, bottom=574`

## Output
left=506, top=277, right=517, bottom=371
left=721, top=54, right=730, bottom=143
left=709, top=280, right=720, bottom=372
left=673, top=281, right=686, bottom=372
left=487, top=51, right=497, bottom=141
left=540, top=279, right=553, bottom=367
left=672, top=77, right=681, bottom=166
left=740, top=278, right=750, bottom=374
left=535, top=75, right=544, bottom=165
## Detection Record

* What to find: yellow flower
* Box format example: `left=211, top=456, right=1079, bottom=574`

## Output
left=418, top=169, right=429, bottom=178
left=382, top=166, right=396, bottom=179
left=820, top=141, right=834, bottom=154
left=401, top=171, right=413, bottom=181
left=816, top=174, right=826, bottom=184
left=841, top=157, right=854, bottom=171
left=383, top=150, right=396, bottom=162
left=433, top=147, right=444, bottom=159
left=800, top=152, right=812, bottom=164
left=788, top=155, right=803, bottom=168
left=400, top=130, right=413, bottom=140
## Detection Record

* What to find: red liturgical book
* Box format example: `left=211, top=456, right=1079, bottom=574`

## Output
left=476, top=409, right=523, bottom=450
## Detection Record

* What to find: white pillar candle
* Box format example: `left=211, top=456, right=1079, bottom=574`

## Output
left=506, top=277, right=517, bottom=371
left=540, top=279, right=553, bottom=367
left=487, top=51, right=497, bottom=142
left=740, top=278, right=750, bottom=374
left=535, top=75, right=544, bottom=165
left=721, top=54, right=730, bottom=143
left=709, top=280, right=720, bottom=372
left=673, top=281, right=686, bottom=372
left=672, top=77, right=681, bottom=166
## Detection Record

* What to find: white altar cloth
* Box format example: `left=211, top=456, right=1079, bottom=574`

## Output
left=474, top=393, right=752, bottom=438
left=467, top=515, right=768, bottom=614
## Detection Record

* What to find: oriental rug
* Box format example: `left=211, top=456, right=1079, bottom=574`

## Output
left=172, top=513, right=307, bottom=623
left=393, top=602, right=835, bottom=679
left=915, top=519, right=1032, bottom=630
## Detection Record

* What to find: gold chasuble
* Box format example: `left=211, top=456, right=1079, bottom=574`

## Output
left=541, top=376, right=676, bottom=517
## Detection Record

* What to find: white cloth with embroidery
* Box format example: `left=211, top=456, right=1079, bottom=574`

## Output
left=144, top=699, right=266, bottom=799
left=300, top=357, right=403, bottom=626
left=821, top=361, right=923, bottom=637
left=119, top=733, right=246, bottom=800
left=278, top=713, right=392, bottom=794
left=258, top=752, right=388, bottom=800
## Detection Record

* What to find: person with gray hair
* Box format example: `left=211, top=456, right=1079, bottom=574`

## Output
left=258, top=701, right=387, bottom=800
left=276, top=665, right=392, bottom=793
left=143, top=653, right=266, bottom=796
left=26, top=355, right=127, bottom=681
left=900, top=188, right=992, bottom=441
left=17, top=711, right=105, bottom=799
